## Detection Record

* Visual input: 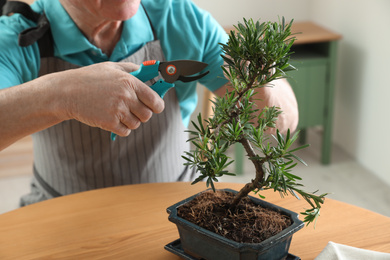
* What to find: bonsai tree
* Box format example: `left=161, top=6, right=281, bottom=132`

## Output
left=183, top=18, right=327, bottom=226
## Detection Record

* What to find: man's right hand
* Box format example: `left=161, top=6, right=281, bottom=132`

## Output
left=56, top=61, right=165, bottom=137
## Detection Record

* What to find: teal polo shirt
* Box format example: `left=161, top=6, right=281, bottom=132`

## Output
left=0, top=0, right=228, bottom=126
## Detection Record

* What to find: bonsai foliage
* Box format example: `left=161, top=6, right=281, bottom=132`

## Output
left=182, top=18, right=327, bottom=226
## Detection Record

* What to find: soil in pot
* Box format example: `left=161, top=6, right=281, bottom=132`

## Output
left=177, top=190, right=292, bottom=244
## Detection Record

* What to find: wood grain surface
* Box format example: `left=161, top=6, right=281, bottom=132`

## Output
left=0, top=182, right=389, bottom=259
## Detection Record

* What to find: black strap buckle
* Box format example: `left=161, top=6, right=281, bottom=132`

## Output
left=2, top=1, right=54, bottom=57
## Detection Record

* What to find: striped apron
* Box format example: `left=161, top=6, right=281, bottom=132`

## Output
left=20, top=8, right=195, bottom=206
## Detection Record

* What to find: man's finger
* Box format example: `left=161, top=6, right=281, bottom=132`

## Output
left=129, top=78, right=165, bottom=114
left=116, top=62, right=140, bottom=73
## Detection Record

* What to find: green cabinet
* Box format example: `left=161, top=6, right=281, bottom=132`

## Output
left=288, top=38, right=340, bottom=164
left=289, top=56, right=327, bottom=128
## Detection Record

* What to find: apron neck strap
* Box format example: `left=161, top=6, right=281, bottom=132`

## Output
left=141, top=2, right=157, bottom=41
left=2, top=1, right=54, bottom=57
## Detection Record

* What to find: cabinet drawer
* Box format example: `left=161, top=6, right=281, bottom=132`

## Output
left=288, top=58, right=328, bottom=128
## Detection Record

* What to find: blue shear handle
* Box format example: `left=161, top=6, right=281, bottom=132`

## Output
left=150, top=79, right=175, bottom=98
left=130, top=61, right=160, bottom=82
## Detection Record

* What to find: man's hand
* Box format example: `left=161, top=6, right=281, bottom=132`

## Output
left=56, top=62, right=165, bottom=137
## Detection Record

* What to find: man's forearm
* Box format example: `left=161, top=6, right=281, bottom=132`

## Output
left=0, top=75, right=64, bottom=150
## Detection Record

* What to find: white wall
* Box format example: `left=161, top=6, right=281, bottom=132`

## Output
left=192, top=0, right=311, bottom=27
left=192, top=0, right=390, bottom=186
left=309, top=0, right=390, bottom=186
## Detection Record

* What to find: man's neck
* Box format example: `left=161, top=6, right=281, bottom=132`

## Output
left=59, top=0, right=123, bottom=57
left=88, top=21, right=123, bottom=57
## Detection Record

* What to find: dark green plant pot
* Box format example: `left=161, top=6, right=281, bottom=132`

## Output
left=167, top=189, right=304, bottom=260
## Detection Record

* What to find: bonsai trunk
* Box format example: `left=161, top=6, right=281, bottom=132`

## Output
left=231, top=137, right=265, bottom=206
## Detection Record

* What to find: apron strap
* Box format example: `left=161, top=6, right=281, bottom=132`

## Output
left=2, top=1, right=40, bottom=21
left=2, top=1, right=54, bottom=57
left=0, top=0, right=6, bottom=14
left=33, top=164, right=62, bottom=198
left=140, top=2, right=157, bottom=41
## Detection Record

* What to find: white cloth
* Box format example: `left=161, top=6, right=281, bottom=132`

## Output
left=315, top=241, right=390, bottom=260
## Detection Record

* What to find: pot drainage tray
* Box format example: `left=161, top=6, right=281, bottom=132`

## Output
left=165, top=239, right=301, bottom=260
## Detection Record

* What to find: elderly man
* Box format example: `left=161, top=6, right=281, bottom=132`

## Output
left=0, top=0, right=298, bottom=205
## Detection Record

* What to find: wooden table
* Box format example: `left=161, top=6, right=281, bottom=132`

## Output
left=0, top=182, right=389, bottom=259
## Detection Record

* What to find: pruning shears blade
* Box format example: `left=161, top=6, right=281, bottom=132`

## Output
left=159, top=60, right=209, bottom=83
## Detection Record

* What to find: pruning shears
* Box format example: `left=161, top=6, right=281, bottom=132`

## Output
left=111, top=59, right=209, bottom=140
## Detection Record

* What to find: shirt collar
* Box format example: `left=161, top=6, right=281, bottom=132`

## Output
left=32, top=0, right=154, bottom=58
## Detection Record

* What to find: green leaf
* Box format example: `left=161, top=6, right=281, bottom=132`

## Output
left=287, top=153, right=308, bottom=166
left=221, top=55, right=235, bottom=67
left=287, top=144, right=310, bottom=153
left=191, top=176, right=205, bottom=185
left=207, top=177, right=216, bottom=192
